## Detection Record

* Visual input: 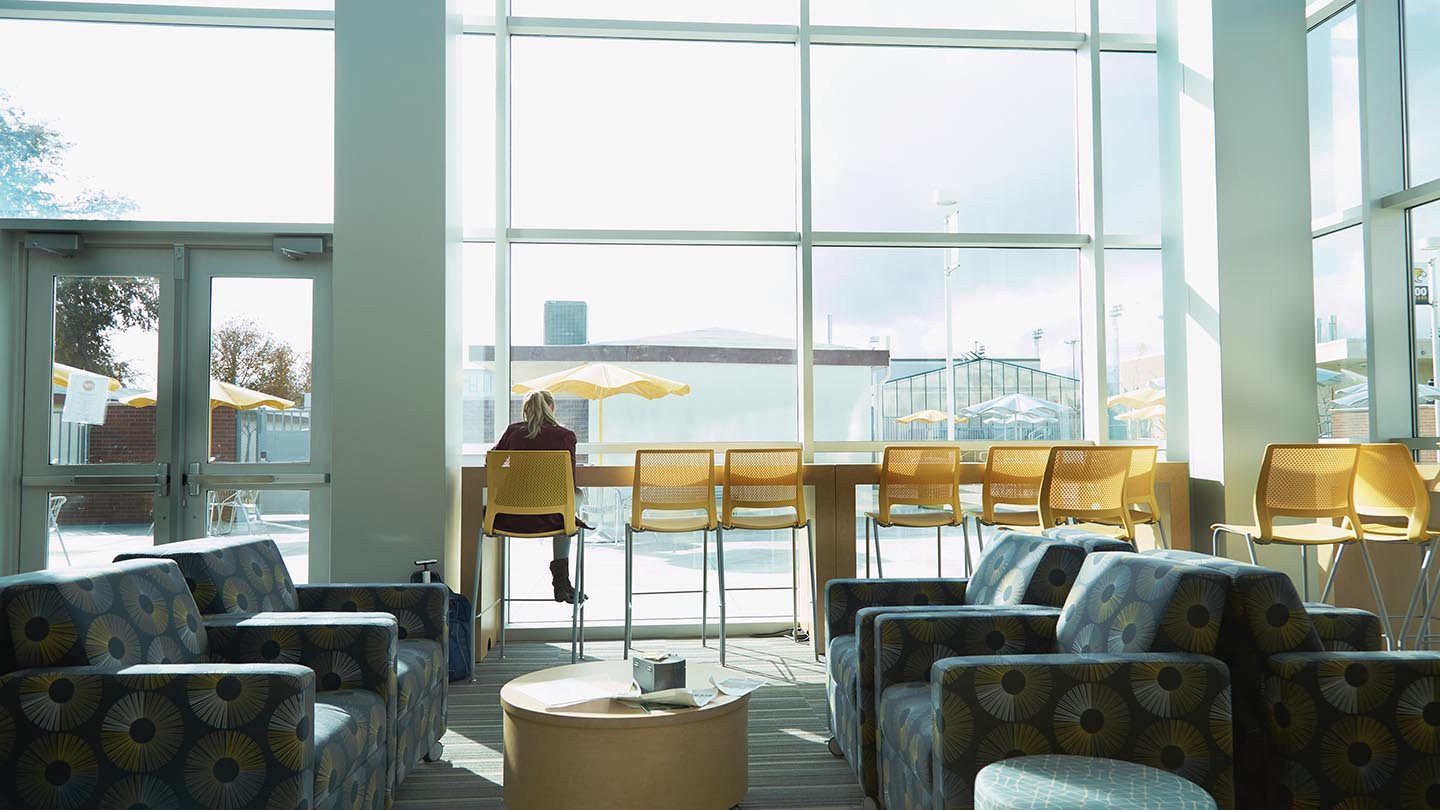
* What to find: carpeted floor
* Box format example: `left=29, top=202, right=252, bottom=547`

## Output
left=392, top=636, right=864, bottom=808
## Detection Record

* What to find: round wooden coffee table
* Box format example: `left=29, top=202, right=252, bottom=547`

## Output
left=500, top=659, right=750, bottom=810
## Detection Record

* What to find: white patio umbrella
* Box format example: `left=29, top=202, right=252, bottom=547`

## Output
left=961, top=393, right=1071, bottom=420
left=1330, top=382, right=1440, bottom=409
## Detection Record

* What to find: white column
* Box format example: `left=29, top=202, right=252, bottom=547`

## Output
left=1076, top=0, right=1108, bottom=442
left=0, top=232, right=20, bottom=573
left=332, top=0, right=462, bottom=582
left=1159, top=0, right=1316, bottom=547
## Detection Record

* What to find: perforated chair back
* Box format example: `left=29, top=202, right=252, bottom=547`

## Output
left=484, top=449, right=577, bottom=537
left=876, top=445, right=960, bottom=524
left=1354, top=442, right=1431, bottom=540
left=979, top=444, right=1050, bottom=523
left=631, top=448, right=717, bottom=530
left=723, top=447, right=806, bottom=526
left=1038, top=446, right=1136, bottom=537
left=1126, top=445, right=1162, bottom=516
left=1253, top=443, right=1361, bottom=537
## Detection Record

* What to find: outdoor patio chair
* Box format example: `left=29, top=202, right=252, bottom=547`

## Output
left=46, top=493, right=70, bottom=564
left=716, top=447, right=815, bottom=665
left=624, top=448, right=717, bottom=659
left=479, top=449, right=588, bottom=664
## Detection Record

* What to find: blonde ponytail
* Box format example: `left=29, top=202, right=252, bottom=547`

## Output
left=522, top=390, right=559, bottom=439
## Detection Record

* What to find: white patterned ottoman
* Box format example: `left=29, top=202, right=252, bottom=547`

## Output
left=973, top=755, right=1218, bottom=810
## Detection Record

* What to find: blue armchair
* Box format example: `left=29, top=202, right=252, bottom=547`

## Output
left=116, top=536, right=448, bottom=788
left=0, top=557, right=395, bottom=810
left=824, top=530, right=1132, bottom=803
left=872, top=551, right=1234, bottom=809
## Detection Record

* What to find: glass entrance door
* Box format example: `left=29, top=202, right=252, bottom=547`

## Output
left=19, top=239, right=331, bottom=580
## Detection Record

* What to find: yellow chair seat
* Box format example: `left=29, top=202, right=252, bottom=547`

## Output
left=632, top=514, right=715, bottom=533
left=1357, top=521, right=1437, bottom=542
left=724, top=512, right=804, bottom=531
left=1129, top=507, right=1161, bottom=525
left=866, top=509, right=960, bottom=528
left=1213, top=522, right=1357, bottom=545
left=963, top=507, right=1043, bottom=527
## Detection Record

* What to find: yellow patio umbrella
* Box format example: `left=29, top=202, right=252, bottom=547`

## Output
left=52, top=362, right=121, bottom=392
left=511, top=362, right=690, bottom=461
left=896, top=409, right=967, bottom=424
left=119, top=379, right=295, bottom=411
left=1107, top=386, right=1165, bottom=410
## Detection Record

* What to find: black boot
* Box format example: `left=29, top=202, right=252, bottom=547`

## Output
left=549, top=559, right=585, bottom=604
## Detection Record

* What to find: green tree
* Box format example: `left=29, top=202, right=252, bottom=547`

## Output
left=4, top=89, right=152, bottom=382
left=211, top=319, right=311, bottom=404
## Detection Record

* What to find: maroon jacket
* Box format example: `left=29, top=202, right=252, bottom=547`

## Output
left=490, top=421, right=579, bottom=535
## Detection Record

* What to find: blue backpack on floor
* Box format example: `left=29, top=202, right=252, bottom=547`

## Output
left=447, top=590, right=473, bottom=682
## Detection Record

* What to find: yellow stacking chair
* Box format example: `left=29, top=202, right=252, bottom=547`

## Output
left=717, top=448, right=816, bottom=666
left=864, top=446, right=964, bottom=579
left=476, top=449, right=587, bottom=669
left=1037, top=445, right=1136, bottom=540
left=624, top=449, right=718, bottom=659
left=1354, top=442, right=1437, bottom=649
left=961, top=444, right=1050, bottom=552
left=1125, top=445, right=1168, bottom=548
left=1212, top=444, right=1390, bottom=646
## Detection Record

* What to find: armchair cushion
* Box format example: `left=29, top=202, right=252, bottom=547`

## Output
left=0, top=559, right=208, bottom=674
left=314, top=689, right=388, bottom=810
left=1044, top=526, right=1140, bottom=553
left=0, top=663, right=315, bottom=810
left=1056, top=553, right=1228, bottom=656
left=881, top=681, right=937, bottom=810
left=965, top=532, right=1097, bottom=607
left=826, top=578, right=970, bottom=642
left=1265, top=650, right=1440, bottom=808
left=297, top=583, right=448, bottom=643
left=116, top=536, right=299, bottom=614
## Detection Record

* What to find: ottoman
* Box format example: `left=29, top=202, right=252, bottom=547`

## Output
left=974, top=755, right=1218, bottom=810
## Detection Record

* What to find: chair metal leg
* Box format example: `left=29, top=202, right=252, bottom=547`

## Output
left=717, top=527, right=728, bottom=667
left=570, top=529, right=584, bottom=664
left=875, top=523, right=885, bottom=580
left=961, top=519, right=972, bottom=578
left=53, top=525, right=71, bottom=565
left=624, top=524, right=634, bottom=660
left=936, top=526, right=943, bottom=578
left=1399, top=540, right=1437, bottom=650
left=1418, top=545, right=1440, bottom=650
left=790, top=527, right=800, bottom=643
left=975, top=520, right=985, bottom=554
left=1300, top=545, right=1311, bottom=603
left=1241, top=532, right=1258, bottom=566
left=1155, top=519, right=1169, bottom=551
left=500, top=538, right=509, bottom=660
left=864, top=517, right=872, bottom=578
left=1357, top=540, right=1393, bottom=650
left=807, top=519, right=819, bottom=663
left=470, top=532, right=484, bottom=682
left=702, top=529, right=710, bottom=648
left=1319, top=543, right=1345, bottom=605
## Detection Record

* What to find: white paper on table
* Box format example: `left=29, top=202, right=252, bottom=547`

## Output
left=515, top=677, right=617, bottom=708
left=61, top=371, right=110, bottom=426
left=710, top=675, right=766, bottom=697
left=614, top=687, right=717, bottom=709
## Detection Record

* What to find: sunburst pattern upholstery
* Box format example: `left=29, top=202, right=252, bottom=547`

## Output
left=118, top=535, right=448, bottom=794
left=0, top=558, right=388, bottom=809
left=872, top=553, right=1234, bottom=810
left=824, top=531, right=1134, bottom=802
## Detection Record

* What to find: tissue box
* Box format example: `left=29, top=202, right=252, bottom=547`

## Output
left=633, top=654, right=686, bottom=693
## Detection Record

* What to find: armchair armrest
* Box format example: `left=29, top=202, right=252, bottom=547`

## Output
left=825, top=577, right=969, bottom=642
left=863, top=607, right=1058, bottom=802
left=204, top=611, right=398, bottom=698
left=296, top=583, right=448, bottom=643
left=1265, top=650, right=1440, bottom=807
left=1303, top=603, right=1385, bottom=651
left=0, top=663, right=316, bottom=809
left=929, top=652, right=1233, bottom=809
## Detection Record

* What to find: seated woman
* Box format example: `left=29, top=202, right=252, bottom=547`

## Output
left=493, top=389, right=587, bottom=604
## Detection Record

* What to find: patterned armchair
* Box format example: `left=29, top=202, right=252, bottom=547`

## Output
left=872, top=552, right=1234, bottom=810
left=116, top=536, right=448, bottom=788
left=0, top=558, right=395, bottom=810
left=824, top=531, right=1132, bottom=804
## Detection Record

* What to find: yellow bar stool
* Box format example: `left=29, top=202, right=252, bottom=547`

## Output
left=1212, top=443, right=1392, bottom=647
left=1124, top=445, right=1168, bottom=549
left=474, top=449, right=587, bottom=672
left=624, top=449, right=718, bottom=659
left=1038, top=445, right=1137, bottom=540
left=960, top=444, right=1050, bottom=556
left=717, top=448, right=816, bottom=666
left=1354, top=442, right=1438, bottom=649
left=864, top=445, right=964, bottom=579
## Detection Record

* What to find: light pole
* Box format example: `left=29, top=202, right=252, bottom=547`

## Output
left=1031, top=328, right=1044, bottom=367
left=1108, top=304, right=1125, bottom=390
left=1422, top=239, right=1440, bottom=387
left=1064, top=338, right=1079, bottom=379
left=937, top=191, right=960, bottom=441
